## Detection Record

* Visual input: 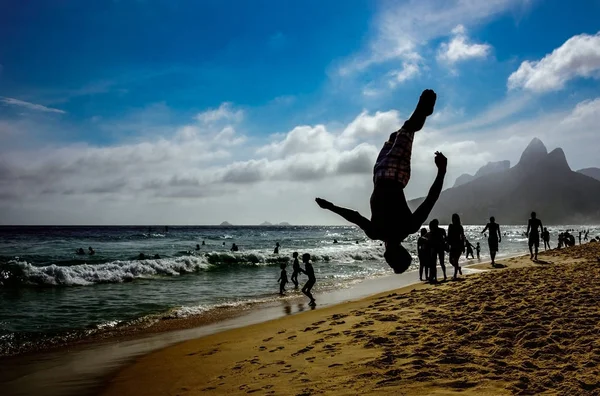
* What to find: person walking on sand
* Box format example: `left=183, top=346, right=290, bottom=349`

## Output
left=315, top=89, right=447, bottom=275
left=447, top=213, right=465, bottom=280
left=542, top=227, right=551, bottom=250
left=482, top=217, right=501, bottom=267
left=526, top=212, right=543, bottom=261
left=428, top=219, right=447, bottom=283
left=300, top=253, right=316, bottom=306
left=465, top=240, right=475, bottom=259
left=290, top=252, right=301, bottom=288
left=476, top=242, right=481, bottom=260
left=277, top=263, right=288, bottom=295
left=417, top=228, right=430, bottom=281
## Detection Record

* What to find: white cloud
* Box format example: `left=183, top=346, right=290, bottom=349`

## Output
left=339, top=0, right=526, bottom=78
left=437, top=24, right=492, bottom=64
left=195, top=102, right=244, bottom=124
left=389, top=62, right=421, bottom=86
left=340, top=110, right=401, bottom=145
left=508, top=32, right=600, bottom=92
left=1, top=97, right=66, bottom=114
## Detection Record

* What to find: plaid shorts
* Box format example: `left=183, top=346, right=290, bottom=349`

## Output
left=373, top=128, right=414, bottom=187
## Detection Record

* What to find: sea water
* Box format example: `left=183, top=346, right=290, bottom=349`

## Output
left=0, top=225, right=596, bottom=355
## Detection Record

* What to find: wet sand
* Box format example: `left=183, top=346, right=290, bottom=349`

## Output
left=102, top=243, right=600, bottom=396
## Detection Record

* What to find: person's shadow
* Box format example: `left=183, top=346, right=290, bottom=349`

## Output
left=491, top=263, right=507, bottom=268
left=533, top=259, right=552, bottom=265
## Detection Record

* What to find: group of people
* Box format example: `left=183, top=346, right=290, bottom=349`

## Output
left=75, top=247, right=95, bottom=256
left=277, top=252, right=317, bottom=306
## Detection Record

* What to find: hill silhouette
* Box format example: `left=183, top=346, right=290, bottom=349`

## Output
left=410, top=138, right=600, bottom=224
left=453, top=160, right=511, bottom=187
left=577, top=167, right=600, bottom=182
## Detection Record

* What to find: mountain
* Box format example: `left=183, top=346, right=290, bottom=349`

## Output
left=577, top=167, right=600, bottom=182
left=410, top=138, right=600, bottom=224
left=453, top=160, right=511, bottom=187
left=259, top=221, right=273, bottom=226
left=278, top=222, right=291, bottom=226
left=219, top=221, right=232, bottom=226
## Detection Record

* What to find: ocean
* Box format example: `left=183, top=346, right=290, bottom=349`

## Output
left=0, top=224, right=596, bottom=356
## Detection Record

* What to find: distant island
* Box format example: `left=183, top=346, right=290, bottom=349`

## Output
left=219, top=221, right=232, bottom=226
left=259, top=221, right=273, bottom=226
left=409, top=138, right=600, bottom=224
left=258, top=221, right=291, bottom=226
left=278, top=222, right=291, bottom=226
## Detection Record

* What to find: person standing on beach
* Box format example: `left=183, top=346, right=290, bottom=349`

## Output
left=542, top=228, right=551, bottom=250
left=428, top=219, right=447, bottom=283
left=290, top=252, right=301, bottom=288
left=300, top=253, right=316, bottom=306
left=465, top=240, right=475, bottom=259
left=274, top=242, right=280, bottom=254
left=315, top=89, right=447, bottom=275
left=447, top=213, right=465, bottom=280
left=277, top=263, right=288, bottom=295
left=526, top=212, right=543, bottom=261
left=482, top=217, right=501, bottom=267
left=417, top=228, right=430, bottom=281
left=476, top=242, right=481, bottom=259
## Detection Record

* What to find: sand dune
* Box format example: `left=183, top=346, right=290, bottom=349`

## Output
left=102, top=243, right=600, bottom=395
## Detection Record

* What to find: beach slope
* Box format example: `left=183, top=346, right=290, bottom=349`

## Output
left=102, top=243, right=600, bottom=395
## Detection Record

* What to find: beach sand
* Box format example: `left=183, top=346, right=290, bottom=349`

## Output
left=102, top=243, right=600, bottom=396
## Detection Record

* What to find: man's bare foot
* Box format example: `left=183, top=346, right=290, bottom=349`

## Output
left=403, top=89, right=437, bottom=132
left=315, top=198, right=333, bottom=210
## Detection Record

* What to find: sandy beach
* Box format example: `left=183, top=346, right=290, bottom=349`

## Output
left=100, top=243, right=600, bottom=396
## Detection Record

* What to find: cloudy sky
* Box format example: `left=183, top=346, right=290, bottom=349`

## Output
left=1, top=0, right=600, bottom=225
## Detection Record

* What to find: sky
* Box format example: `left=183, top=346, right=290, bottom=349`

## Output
left=1, top=0, right=600, bottom=225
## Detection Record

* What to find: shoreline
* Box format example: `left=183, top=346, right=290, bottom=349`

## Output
left=1, top=261, right=490, bottom=396
left=100, top=243, right=600, bottom=395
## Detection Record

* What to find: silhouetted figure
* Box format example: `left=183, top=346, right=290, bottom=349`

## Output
left=417, top=228, right=430, bottom=281
left=88, top=247, right=95, bottom=256
left=196, top=244, right=200, bottom=251
left=231, top=243, right=239, bottom=252
left=584, top=230, right=589, bottom=241
left=428, top=219, right=447, bottom=283
left=315, top=90, right=445, bottom=275
left=482, top=217, right=501, bottom=267
left=565, top=232, right=575, bottom=247
left=578, top=231, right=582, bottom=245
left=138, top=253, right=146, bottom=260
left=465, top=240, right=475, bottom=259
left=526, top=212, right=543, bottom=260
left=202, top=240, right=206, bottom=246
left=300, top=253, right=316, bottom=306
left=447, top=213, right=465, bottom=280
left=223, top=241, right=226, bottom=246
left=476, top=242, right=481, bottom=260
left=558, top=232, right=564, bottom=249
left=153, top=254, right=161, bottom=259
left=356, top=240, right=359, bottom=244
left=542, top=228, right=551, bottom=250
left=277, top=263, right=288, bottom=295
left=76, top=248, right=85, bottom=255
left=290, top=252, right=301, bottom=288
left=165, top=226, right=169, bottom=233
left=333, top=239, right=338, bottom=244
left=274, top=242, right=280, bottom=254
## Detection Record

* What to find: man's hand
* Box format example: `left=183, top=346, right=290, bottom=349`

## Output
left=434, top=151, right=447, bottom=173
left=414, top=89, right=437, bottom=117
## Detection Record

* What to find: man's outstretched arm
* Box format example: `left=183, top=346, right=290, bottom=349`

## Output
left=315, top=198, right=373, bottom=236
left=409, top=152, right=446, bottom=232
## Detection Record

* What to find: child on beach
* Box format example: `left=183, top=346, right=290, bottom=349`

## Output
left=316, top=89, right=447, bottom=275
left=290, top=252, right=301, bottom=288
left=476, top=242, right=481, bottom=260
left=465, top=240, right=475, bottom=259
left=277, top=263, right=288, bottom=295
left=300, top=253, right=316, bottom=306
left=417, top=228, right=430, bottom=281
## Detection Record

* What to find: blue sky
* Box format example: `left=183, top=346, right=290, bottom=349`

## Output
left=1, top=0, right=600, bottom=224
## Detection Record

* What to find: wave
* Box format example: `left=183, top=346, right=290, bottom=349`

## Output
left=0, top=246, right=387, bottom=288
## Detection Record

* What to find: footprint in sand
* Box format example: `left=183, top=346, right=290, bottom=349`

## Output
left=269, top=346, right=285, bottom=353
left=311, top=320, right=326, bottom=326
left=262, top=337, right=273, bottom=342
left=292, top=346, right=314, bottom=356
left=303, top=326, right=319, bottom=332
left=287, top=335, right=297, bottom=340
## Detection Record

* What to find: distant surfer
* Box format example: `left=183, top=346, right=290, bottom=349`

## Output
left=316, top=89, right=446, bottom=274
left=88, top=246, right=95, bottom=255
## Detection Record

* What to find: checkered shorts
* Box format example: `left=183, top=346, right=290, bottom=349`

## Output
left=373, top=128, right=414, bottom=187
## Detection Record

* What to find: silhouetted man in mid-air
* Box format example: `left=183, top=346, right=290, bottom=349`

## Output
left=527, top=211, right=543, bottom=260
left=315, top=89, right=446, bottom=274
